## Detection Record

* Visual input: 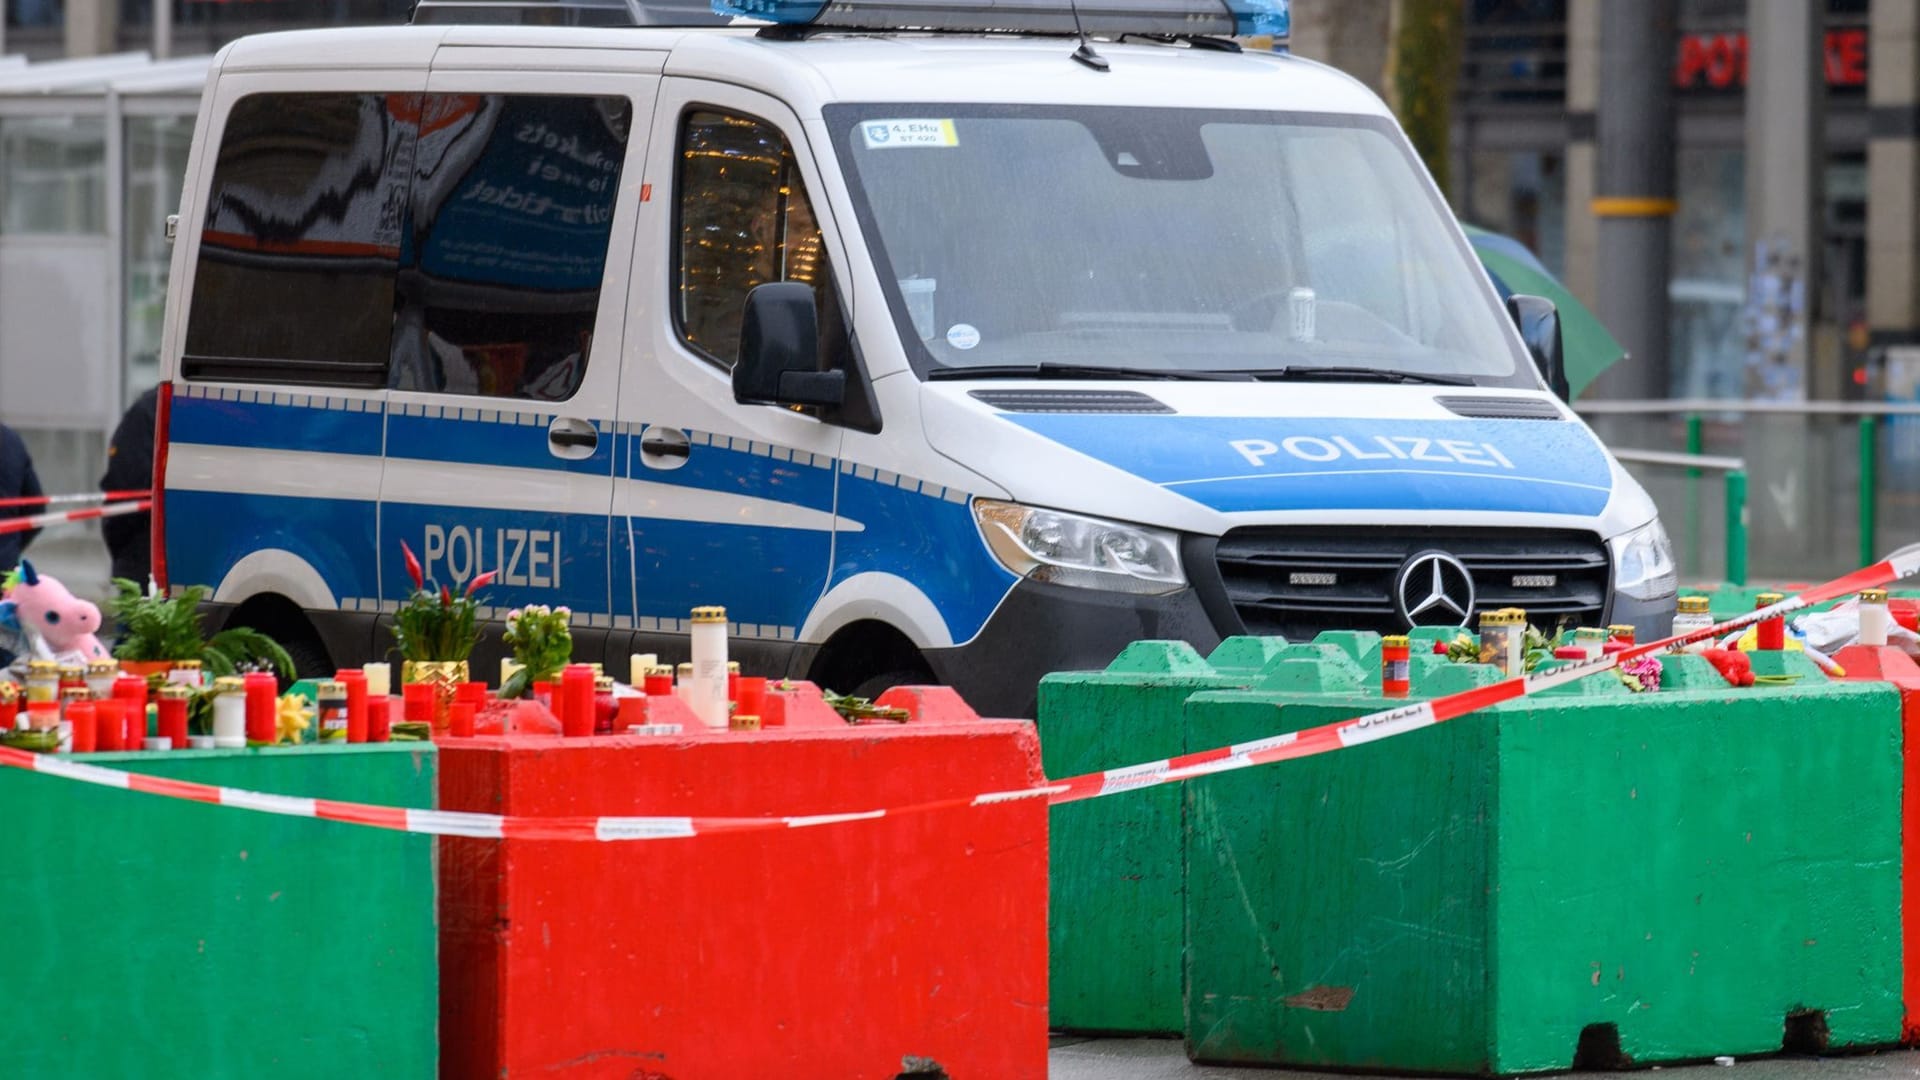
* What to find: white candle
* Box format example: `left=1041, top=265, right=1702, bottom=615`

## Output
left=363, top=662, right=392, bottom=697
left=1860, top=591, right=1891, bottom=648
left=500, top=658, right=523, bottom=689
left=689, top=608, right=729, bottom=729
left=629, top=653, right=658, bottom=687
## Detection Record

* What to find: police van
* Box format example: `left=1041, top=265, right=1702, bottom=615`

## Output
left=153, top=0, right=1676, bottom=716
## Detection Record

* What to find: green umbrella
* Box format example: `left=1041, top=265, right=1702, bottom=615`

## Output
left=1465, top=225, right=1625, bottom=399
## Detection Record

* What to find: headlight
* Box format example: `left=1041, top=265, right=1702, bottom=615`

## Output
left=974, top=499, right=1187, bottom=595
left=1609, top=518, right=1677, bottom=601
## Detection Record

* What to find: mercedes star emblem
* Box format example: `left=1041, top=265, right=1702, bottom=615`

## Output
left=1394, top=550, right=1476, bottom=627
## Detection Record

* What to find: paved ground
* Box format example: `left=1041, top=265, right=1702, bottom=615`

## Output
left=1048, top=1039, right=1920, bottom=1080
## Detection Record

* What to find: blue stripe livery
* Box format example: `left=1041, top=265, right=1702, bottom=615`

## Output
left=167, top=490, right=379, bottom=603
left=830, top=470, right=1014, bottom=644
left=170, top=394, right=382, bottom=457
left=1008, top=414, right=1614, bottom=516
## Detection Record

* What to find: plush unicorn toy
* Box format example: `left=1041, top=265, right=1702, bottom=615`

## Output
left=0, top=559, right=111, bottom=664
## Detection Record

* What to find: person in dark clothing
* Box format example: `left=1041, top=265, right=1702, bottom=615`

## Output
left=101, top=388, right=159, bottom=586
left=0, top=424, right=43, bottom=574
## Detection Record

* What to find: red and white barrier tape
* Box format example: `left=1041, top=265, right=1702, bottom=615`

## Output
left=0, top=499, right=151, bottom=537
left=0, top=489, right=150, bottom=510
left=3, top=543, right=1917, bottom=841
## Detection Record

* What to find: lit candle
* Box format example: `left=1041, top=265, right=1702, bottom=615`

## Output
left=338, top=670, right=368, bottom=744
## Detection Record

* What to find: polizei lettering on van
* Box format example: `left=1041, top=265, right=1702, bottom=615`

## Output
left=423, top=524, right=562, bottom=591
left=1230, top=436, right=1516, bottom=469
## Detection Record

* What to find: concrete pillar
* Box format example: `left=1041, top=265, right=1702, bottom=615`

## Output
left=1742, top=0, right=1824, bottom=400
left=63, top=0, right=118, bottom=57
left=1287, top=0, right=1391, bottom=98
left=1562, top=0, right=1601, bottom=312
left=1588, top=0, right=1677, bottom=399
left=1867, top=0, right=1920, bottom=350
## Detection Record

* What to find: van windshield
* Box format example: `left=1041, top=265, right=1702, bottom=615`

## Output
left=827, top=105, right=1533, bottom=386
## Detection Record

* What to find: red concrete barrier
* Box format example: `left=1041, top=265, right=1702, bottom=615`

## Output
left=1835, top=644, right=1920, bottom=1043
left=437, top=686, right=1048, bottom=1079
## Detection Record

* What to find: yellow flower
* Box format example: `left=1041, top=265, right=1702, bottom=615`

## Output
left=277, top=693, right=314, bottom=745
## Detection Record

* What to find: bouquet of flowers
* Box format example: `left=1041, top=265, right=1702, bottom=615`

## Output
left=501, top=604, right=572, bottom=699
left=391, top=541, right=493, bottom=663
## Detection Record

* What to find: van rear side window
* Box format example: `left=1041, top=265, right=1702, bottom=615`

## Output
left=184, top=93, right=404, bottom=388
left=183, top=91, right=631, bottom=400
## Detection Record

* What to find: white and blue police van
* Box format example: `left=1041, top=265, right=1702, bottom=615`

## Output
left=153, top=0, right=1676, bottom=716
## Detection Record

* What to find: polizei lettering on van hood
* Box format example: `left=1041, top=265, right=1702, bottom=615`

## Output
left=1004, top=414, right=1614, bottom=516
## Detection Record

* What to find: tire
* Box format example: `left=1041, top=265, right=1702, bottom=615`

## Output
left=279, top=633, right=333, bottom=683
left=849, top=667, right=936, bottom=703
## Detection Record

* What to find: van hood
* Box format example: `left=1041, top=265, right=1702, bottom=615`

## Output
left=920, top=382, right=1645, bottom=536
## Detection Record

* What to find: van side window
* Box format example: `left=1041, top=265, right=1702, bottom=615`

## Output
left=389, top=94, right=632, bottom=400
left=183, top=93, right=410, bottom=388
left=675, top=109, right=832, bottom=368
left=182, top=91, right=631, bottom=399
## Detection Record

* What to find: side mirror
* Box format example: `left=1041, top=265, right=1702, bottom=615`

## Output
left=734, top=282, right=845, bottom=410
left=1505, top=293, right=1569, bottom=400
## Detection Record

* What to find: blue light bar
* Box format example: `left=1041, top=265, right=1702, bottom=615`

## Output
left=717, top=0, right=1288, bottom=38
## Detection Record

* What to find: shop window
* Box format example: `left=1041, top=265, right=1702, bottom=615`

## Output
left=676, top=109, right=832, bottom=369
left=0, top=115, right=106, bottom=235
left=388, top=94, right=631, bottom=401
left=183, top=92, right=413, bottom=388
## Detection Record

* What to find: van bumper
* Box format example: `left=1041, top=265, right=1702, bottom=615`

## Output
left=1610, top=590, right=1679, bottom=647
left=924, top=581, right=1221, bottom=719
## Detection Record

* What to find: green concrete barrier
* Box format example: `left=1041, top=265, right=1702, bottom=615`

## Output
left=1682, top=584, right=1920, bottom=624
left=0, top=745, right=438, bottom=1079
left=1042, top=630, right=1464, bottom=1033
left=1039, top=639, right=1260, bottom=1034
left=1181, top=666, right=1902, bottom=1073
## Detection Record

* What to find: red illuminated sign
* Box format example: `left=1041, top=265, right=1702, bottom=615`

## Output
left=1674, top=27, right=1868, bottom=90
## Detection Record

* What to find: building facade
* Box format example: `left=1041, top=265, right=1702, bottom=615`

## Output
left=1452, top=0, right=1918, bottom=402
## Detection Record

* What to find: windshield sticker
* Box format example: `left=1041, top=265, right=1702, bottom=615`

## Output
left=946, top=323, right=981, bottom=350
left=861, top=119, right=959, bottom=149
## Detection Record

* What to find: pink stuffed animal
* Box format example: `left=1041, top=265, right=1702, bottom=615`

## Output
left=1, top=559, right=110, bottom=662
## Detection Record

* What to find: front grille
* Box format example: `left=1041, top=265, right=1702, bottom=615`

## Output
left=1212, top=526, right=1611, bottom=640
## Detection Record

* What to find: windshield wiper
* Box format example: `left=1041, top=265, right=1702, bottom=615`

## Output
left=1247, top=366, right=1476, bottom=386
left=926, top=363, right=1254, bottom=382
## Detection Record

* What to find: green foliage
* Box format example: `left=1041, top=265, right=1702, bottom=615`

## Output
left=1385, top=0, right=1464, bottom=194
left=821, top=689, right=910, bottom=723
left=500, top=605, right=573, bottom=699
left=108, top=579, right=210, bottom=662
left=391, top=587, right=480, bottom=663
left=105, top=579, right=294, bottom=680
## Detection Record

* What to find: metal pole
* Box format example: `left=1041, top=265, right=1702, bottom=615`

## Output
left=1685, top=413, right=1702, bottom=577
left=155, top=0, right=173, bottom=60
left=1860, top=415, right=1878, bottom=569
left=1725, top=470, right=1748, bottom=587
left=1590, top=0, right=1676, bottom=398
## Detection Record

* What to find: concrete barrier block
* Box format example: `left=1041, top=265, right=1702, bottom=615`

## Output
left=1206, top=635, right=1292, bottom=673
left=1182, top=681, right=1903, bottom=1073
left=1834, top=644, right=1920, bottom=1043
left=0, top=746, right=438, bottom=1079
left=1040, top=656, right=1257, bottom=1034
left=1309, top=630, right=1384, bottom=673
left=1106, top=640, right=1214, bottom=675
left=1657, top=652, right=1732, bottom=691
left=439, top=717, right=1047, bottom=1078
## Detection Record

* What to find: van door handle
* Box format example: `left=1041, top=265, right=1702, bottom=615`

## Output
left=639, top=425, right=691, bottom=470
left=548, top=416, right=598, bottom=460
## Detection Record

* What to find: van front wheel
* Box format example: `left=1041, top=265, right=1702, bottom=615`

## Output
left=850, top=667, right=936, bottom=703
